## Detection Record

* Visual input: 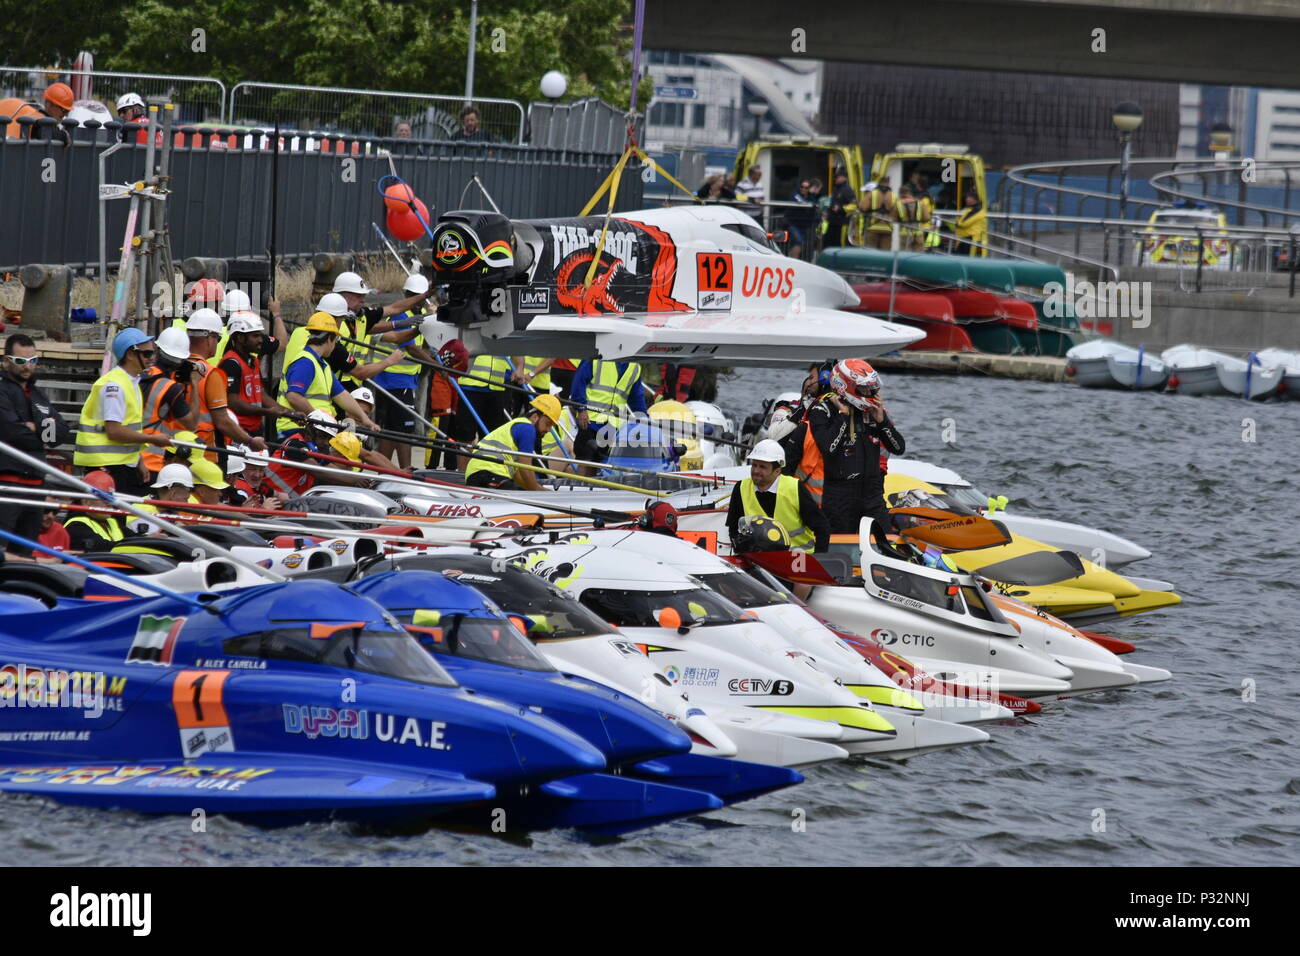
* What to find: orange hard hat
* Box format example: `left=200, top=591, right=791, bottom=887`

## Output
left=44, top=83, right=74, bottom=111
left=83, top=469, right=116, bottom=493
left=187, top=278, right=225, bottom=302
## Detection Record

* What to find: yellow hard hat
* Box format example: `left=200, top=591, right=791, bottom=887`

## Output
left=529, top=393, right=562, bottom=423
left=190, top=458, right=230, bottom=490
left=305, top=312, right=340, bottom=333
left=329, top=431, right=363, bottom=462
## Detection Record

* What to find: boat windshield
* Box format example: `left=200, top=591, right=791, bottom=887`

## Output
left=693, top=571, right=789, bottom=609
left=579, top=587, right=745, bottom=629
left=959, top=584, right=1008, bottom=624
left=868, top=564, right=962, bottom=613
left=223, top=625, right=457, bottom=687
left=407, top=614, right=556, bottom=673
left=467, top=572, right=617, bottom=640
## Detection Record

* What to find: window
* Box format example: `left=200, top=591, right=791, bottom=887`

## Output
left=409, top=615, right=555, bottom=673
left=223, top=626, right=456, bottom=686
left=650, top=102, right=685, bottom=127
left=868, top=565, right=961, bottom=612
left=693, top=572, right=789, bottom=608
left=579, top=587, right=744, bottom=629
left=693, top=104, right=707, bottom=129
left=960, top=584, right=1007, bottom=624
left=721, top=222, right=778, bottom=253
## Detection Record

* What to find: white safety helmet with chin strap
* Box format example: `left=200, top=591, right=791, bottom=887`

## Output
left=186, top=308, right=225, bottom=335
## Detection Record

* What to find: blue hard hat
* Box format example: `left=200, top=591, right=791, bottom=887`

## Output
left=110, top=327, right=154, bottom=361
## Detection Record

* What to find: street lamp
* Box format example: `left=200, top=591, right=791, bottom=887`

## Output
left=1112, top=101, right=1143, bottom=263
left=746, top=101, right=768, bottom=143
left=1112, top=102, right=1143, bottom=222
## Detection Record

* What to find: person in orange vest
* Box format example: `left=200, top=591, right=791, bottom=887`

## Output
left=1, top=83, right=73, bottom=145
left=185, top=309, right=265, bottom=459
left=139, top=326, right=201, bottom=478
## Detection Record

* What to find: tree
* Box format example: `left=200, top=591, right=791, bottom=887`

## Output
left=82, top=0, right=649, bottom=130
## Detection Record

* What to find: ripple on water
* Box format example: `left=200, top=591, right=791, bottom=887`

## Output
left=3, top=372, right=1297, bottom=867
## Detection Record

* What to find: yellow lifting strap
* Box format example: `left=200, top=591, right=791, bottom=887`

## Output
left=578, top=145, right=701, bottom=290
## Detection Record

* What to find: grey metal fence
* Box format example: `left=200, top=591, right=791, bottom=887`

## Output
left=0, top=132, right=643, bottom=272
left=228, top=82, right=525, bottom=145
left=1, top=65, right=226, bottom=125
left=527, top=98, right=641, bottom=153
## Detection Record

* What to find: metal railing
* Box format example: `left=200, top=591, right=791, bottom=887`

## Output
left=227, top=81, right=525, bottom=144
left=1, top=64, right=226, bottom=124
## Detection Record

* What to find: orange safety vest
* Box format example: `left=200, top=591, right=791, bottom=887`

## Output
left=792, top=425, right=825, bottom=506
left=1, top=99, right=43, bottom=139
left=190, top=356, right=222, bottom=458
left=139, top=369, right=187, bottom=473
left=224, top=348, right=265, bottom=433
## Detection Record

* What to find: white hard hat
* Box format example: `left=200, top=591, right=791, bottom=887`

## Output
left=222, top=288, right=252, bottom=313
left=224, top=443, right=248, bottom=476
left=306, top=408, right=340, bottom=434
left=316, top=292, right=351, bottom=317
left=402, top=273, right=430, bottom=295
left=746, top=438, right=786, bottom=466
left=227, top=311, right=265, bottom=334
left=333, top=271, right=374, bottom=295
left=152, top=463, right=194, bottom=489
left=186, top=308, right=225, bottom=335
left=156, top=326, right=191, bottom=361
left=116, top=93, right=145, bottom=111
left=349, top=386, right=375, bottom=406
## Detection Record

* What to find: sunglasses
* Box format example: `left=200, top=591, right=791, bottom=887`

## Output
left=6, top=355, right=39, bottom=366
left=133, top=348, right=157, bottom=359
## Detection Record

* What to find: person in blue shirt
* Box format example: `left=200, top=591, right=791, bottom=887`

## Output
left=276, top=314, right=379, bottom=437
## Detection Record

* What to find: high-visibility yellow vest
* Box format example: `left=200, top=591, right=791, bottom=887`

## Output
left=75, top=367, right=145, bottom=467
left=374, top=314, right=426, bottom=378
left=739, top=474, right=815, bottom=551
left=64, top=514, right=125, bottom=544
left=465, top=416, right=532, bottom=482
left=520, top=356, right=552, bottom=392
left=585, top=360, right=641, bottom=426
left=283, top=326, right=311, bottom=372
left=464, top=354, right=509, bottom=391
left=275, top=346, right=335, bottom=432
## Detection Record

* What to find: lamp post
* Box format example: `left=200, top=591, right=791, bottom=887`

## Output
left=1112, top=101, right=1143, bottom=262
left=746, top=101, right=768, bottom=143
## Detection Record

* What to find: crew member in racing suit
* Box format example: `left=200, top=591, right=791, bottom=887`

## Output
left=803, top=359, right=904, bottom=534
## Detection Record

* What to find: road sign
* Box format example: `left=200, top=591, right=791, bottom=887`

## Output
left=654, top=86, right=698, bottom=100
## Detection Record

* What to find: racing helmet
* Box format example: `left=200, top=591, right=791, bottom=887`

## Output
left=829, top=358, right=881, bottom=410
left=636, top=500, right=679, bottom=535
left=734, top=515, right=791, bottom=553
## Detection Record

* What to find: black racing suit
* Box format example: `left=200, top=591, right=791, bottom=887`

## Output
left=806, top=397, right=905, bottom=534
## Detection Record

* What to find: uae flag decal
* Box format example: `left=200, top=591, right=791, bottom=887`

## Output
left=126, top=615, right=186, bottom=665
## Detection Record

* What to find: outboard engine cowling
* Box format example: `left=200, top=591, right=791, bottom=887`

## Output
left=430, top=210, right=517, bottom=326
